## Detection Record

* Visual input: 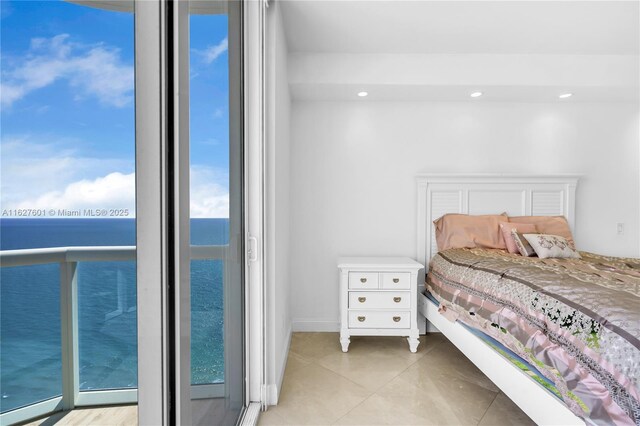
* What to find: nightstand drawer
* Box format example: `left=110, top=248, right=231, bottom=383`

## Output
left=348, top=272, right=379, bottom=289
left=349, top=291, right=410, bottom=309
left=381, top=272, right=410, bottom=289
left=348, top=310, right=410, bottom=329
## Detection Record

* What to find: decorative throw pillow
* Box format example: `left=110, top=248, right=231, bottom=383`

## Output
left=508, top=216, right=575, bottom=249
left=511, top=231, right=537, bottom=257
left=523, top=234, right=581, bottom=259
left=499, top=222, right=537, bottom=254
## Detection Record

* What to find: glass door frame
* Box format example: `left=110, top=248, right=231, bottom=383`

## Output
left=135, top=0, right=175, bottom=422
left=0, top=0, right=261, bottom=424
left=242, top=0, right=267, bottom=417
left=136, top=0, right=264, bottom=424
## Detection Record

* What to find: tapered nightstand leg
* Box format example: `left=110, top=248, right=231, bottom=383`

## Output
left=408, top=334, right=420, bottom=353
left=340, top=334, right=350, bottom=352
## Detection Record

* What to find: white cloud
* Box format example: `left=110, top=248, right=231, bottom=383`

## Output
left=15, top=172, right=136, bottom=213
left=1, top=135, right=132, bottom=208
left=1, top=137, right=229, bottom=218
left=197, top=37, right=228, bottom=64
left=213, top=107, right=225, bottom=119
left=5, top=167, right=229, bottom=218
left=1, top=34, right=133, bottom=108
left=190, top=166, right=229, bottom=218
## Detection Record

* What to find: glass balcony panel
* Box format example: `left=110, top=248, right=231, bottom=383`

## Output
left=1, top=0, right=136, bottom=419
left=191, top=221, right=229, bottom=386
left=191, top=259, right=224, bottom=385
left=77, top=261, right=137, bottom=392
left=0, top=264, right=61, bottom=412
left=189, top=4, right=244, bottom=421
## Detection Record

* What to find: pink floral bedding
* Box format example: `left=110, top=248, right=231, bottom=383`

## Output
left=427, top=248, right=640, bottom=426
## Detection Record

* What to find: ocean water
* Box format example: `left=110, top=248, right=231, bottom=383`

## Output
left=0, top=218, right=227, bottom=413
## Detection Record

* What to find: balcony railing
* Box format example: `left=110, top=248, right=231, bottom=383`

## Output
left=0, top=245, right=226, bottom=425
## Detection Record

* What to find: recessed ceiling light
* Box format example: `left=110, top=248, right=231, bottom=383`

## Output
left=559, top=93, right=573, bottom=99
left=357, top=91, right=368, bottom=97
left=470, top=92, right=483, bottom=98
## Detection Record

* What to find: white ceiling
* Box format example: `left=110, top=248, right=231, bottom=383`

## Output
left=279, top=1, right=639, bottom=102
left=280, top=1, right=639, bottom=55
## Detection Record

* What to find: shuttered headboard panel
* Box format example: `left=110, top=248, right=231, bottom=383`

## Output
left=416, top=174, right=580, bottom=269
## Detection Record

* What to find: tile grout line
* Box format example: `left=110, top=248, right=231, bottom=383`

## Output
left=328, top=336, right=449, bottom=425
left=286, top=334, right=449, bottom=424
left=330, top=388, right=375, bottom=425
left=476, top=391, right=501, bottom=425
left=287, top=348, right=379, bottom=423
left=289, top=336, right=447, bottom=391
left=309, top=357, right=376, bottom=395
left=329, top=351, right=410, bottom=424
left=288, top=341, right=411, bottom=425
left=315, top=337, right=441, bottom=392
left=379, top=335, right=448, bottom=383
left=285, top=334, right=525, bottom=426
left=304, top=360, right=376, bottom=425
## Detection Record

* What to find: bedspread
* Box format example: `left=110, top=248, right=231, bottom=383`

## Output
left=427, top=248, right=640, bottom=426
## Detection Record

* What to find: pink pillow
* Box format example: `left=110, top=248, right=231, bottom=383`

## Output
left=499, top=222, right=537, bottom=254
left=434, top=213, right=508, bottom=251
left=509, top=216, right=575, bottom=249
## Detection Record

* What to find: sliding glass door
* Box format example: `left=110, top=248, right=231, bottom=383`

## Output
left=1, top=0, right=246, bottom=424
left=135, top=0, right=245, bottom=424
left=188, top=1, right=245, bottom=424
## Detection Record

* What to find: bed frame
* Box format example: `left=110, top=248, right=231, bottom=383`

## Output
left=416, top=174, right=584, bottom=426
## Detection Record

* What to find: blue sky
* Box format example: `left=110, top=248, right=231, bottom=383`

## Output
left=0, top=0, right=230, bottom=217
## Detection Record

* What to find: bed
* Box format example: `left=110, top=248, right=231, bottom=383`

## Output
left=415, top=174, right=640, bottom=426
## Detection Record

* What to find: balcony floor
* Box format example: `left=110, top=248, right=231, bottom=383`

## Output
left=24, top=405, right=137, bottom=426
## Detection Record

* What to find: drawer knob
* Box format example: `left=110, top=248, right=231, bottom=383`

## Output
left=360, top=278, right=367, bottom=283
left=358, top=297, right=366, bottom=303
left=392, top=278, right=399, bottom=283
left=358, top=316, right=366, bottom=322
left=393, top=316, right=401, bottom=322
left=393, top=297, right=401, bottom=303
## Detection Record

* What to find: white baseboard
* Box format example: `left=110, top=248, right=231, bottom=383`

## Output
left=278, top=323, right=292, bottom=391
left=292, top=318, right=340, bottom=332
left=266, top=322, right=292, bottom=406
left=265, top=384, right=278, bottom=407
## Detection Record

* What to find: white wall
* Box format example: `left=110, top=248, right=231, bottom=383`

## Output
left=265, top=2, right=292, bottom=404
left=289, top=101, right=640, bottom=331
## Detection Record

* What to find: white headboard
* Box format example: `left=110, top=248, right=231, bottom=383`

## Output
left=416, top=174, right=580, bottom=268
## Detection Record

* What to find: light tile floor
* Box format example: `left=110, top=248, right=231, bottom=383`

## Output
left=259, top=333, right=536, bottom=426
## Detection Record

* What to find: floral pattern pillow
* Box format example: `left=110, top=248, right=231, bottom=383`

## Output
left=500, top=222, right=537, bottom=254
left=511, top=231, right=537, bottom=257
left=523, top=234, right=581, bottom=259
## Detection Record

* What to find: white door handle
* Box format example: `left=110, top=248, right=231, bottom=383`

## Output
left=247, top=236, right=258, bottom=262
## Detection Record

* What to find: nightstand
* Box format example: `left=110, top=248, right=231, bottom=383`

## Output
left=338, top=257, right=424, bottom=353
